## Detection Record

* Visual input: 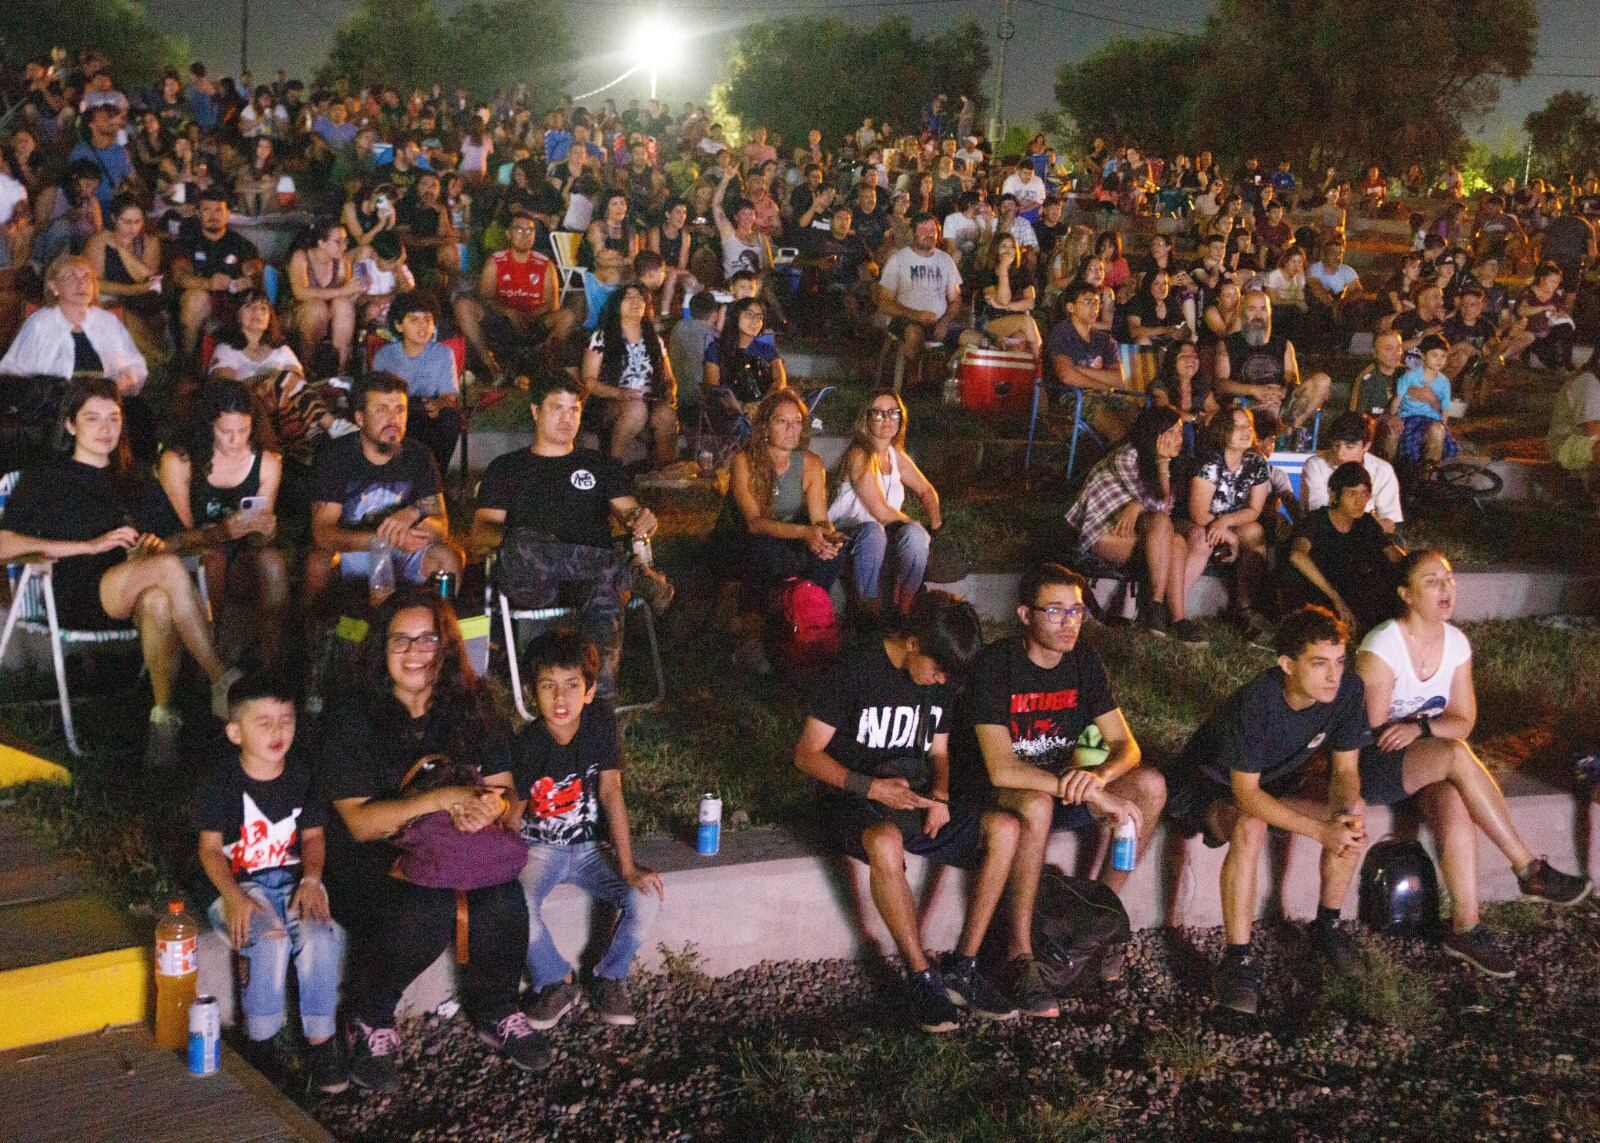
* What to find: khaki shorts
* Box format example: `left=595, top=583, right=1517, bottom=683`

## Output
left=1555, top=433, right=1599, bottom=472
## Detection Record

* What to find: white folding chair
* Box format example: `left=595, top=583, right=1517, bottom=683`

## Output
left=548, top=231, right=587, bottom=303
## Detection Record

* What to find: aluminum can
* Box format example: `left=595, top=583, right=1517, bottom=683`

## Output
left=697, top=793, right=722, bottom=856
left=187, top=995, right=221, bottom=1076
left=632, top=537, right=653, bottom=567
left=431, top=570, right=458, bottom=600
left=1111, top=818, right=1137, bottom=874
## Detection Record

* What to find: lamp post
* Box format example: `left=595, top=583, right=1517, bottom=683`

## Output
left=989, top=0, right=1014, bottom=144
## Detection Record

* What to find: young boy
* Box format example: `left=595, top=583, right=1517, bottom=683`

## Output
left=194, top=671, right=347, bottom=1093
left=511, top=630, right=663, bottom=1028
left=1395, top=333, right=1458, bottom=471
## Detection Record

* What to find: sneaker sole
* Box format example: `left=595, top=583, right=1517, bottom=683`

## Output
left=972, top=1006, right=1020, bottom=1022
left=1020, top=1002, right=1060, bottom=1019
left=919, top=1017, right=959, bottom=1033
left=312, top=1077, right=351, bottom=1095
left=1441, top=943, right=1517, bottom=980
left=524, top=997, right=577, bottom=1031
left=346, top=1069, right=396, bottom=1093
left=1522, top=881, right=1593, bottom=908
left=1216, top=995, right=1259, bottom=1016
left=599, top=1012, right=638, bottom=1027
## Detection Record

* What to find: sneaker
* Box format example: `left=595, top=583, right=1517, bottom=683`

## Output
left=1099, top=939, right=1129, bottom=984
left=940, top=954, right=1019, bottom=1021
left=632, top=565, right=676, bottom=614
left=211, top=666, right=245, bottom=720
left=239, top=1036, right=288, bottom=1089
left=146, top=706, right=182, bottom=768
left=593, top=977, right=638, bottom=1027
left=305, top=1037, right=350, bottom=1095
left=1214, top=951, right=1261, bottom=1016
left=907, top=968, right=961, bottom=1033
left=345, top=1020, right=400, bottom=1093
left=1518, top=858, right=1593, bottom=907
left=1006, top=955, right=1060, bottom=1020
left=1140, top=599, right=1172, bottom=637
left=1310, top=919, right=1358, bottom=974
left=474, top=1011, right=550, bottom=1071
left=1170, top=619, right=1210, bottom=647
left=1442, top=927, right=1516, bottom=980
left=524, top=977, right=581, bottom=1031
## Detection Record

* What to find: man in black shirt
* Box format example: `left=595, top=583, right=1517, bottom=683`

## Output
left=1162, top=606, right=1370, bottom=1015
left=850, top=180, right=888, bottom=256
left=1282, top=462, right=1404, bottom=634
left=1215, top=288, right=1331, bottom=440
left=1441, top=286, right=1502, bottom=405
left=803, top=203, right=877, bottom=336
left=173, top=186, right=261, bottom=363
left=795, top=591, right=1019, bottom=1033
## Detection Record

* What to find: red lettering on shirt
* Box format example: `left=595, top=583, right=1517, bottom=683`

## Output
left=1008, top=690, right=1079, bottom=714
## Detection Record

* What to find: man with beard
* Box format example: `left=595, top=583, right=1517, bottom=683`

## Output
left=173, top=186, right=262, bottom=364
left=1215, top=287, right=1331, bottom=443
left=877, top=213, right=963, bottom=390
left=308, top=371, right=461, bottom=600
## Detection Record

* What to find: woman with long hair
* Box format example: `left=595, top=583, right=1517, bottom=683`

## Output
left=582, top=281, right=677, bottom=468
left=0, top=378, right=231, bottom=762
left=828, top=390, right=940, bottom=616
left=156, top=378, right=287, bottom=663
left=85, top=193, right=166, bottom=365
left=703, top=296, right=787, bottom=417
left=977, top=232, right=1042, bottom=356
left=648, top=197, right=697, bottom=317
left=583, top=191, right=641, bottom=269
left=288, top=216, right=363, bottom=375
left=1187, top=403, right=1271, bottom=629
left=1203, top=278, right=1243, bottom=343
left=1069, top=253, right=1116, bottom=335
left=1126, top=268, right=1189, bottom=349
left=1065, top=404, right=1207, bottom=644
left=1150, top=339, right=1216, bottom=452
left=234, top=136, right=288, bottom=216
left=208, top=289, right=336, bottom=473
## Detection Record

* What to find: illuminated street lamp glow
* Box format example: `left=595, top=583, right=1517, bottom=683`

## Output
left=630, top=17, right=682, bottom=99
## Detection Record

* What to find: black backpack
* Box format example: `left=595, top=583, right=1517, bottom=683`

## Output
left=983, top=870, right=1131, bottom=998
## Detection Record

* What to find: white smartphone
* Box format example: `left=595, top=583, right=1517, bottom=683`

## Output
left=238, top=496, right=269, bottom=515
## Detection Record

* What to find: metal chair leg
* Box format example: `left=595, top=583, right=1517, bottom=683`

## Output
left=1066, top=388, right=1086, bottom=479
left=497, top=591, right=536, bottom=723
left=37, top=568, right=82, bottom=757
left=616, top=601, right=666, bottom=717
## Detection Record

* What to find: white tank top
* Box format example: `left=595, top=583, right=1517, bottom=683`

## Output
left=829, top=447, right=905, bottom=528
left=721, top=231, right=766, bottom=278
left=1357, top=619, right=1472, bottom=723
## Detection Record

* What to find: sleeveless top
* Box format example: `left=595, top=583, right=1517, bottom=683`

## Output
left=771, top=450, right=806, bottom=524
left=1224, top=331, right=1289, bottom=389
left=721, top=230, right=766, bottom=278
left=829, top=447, right=905, bottom=528
left=103, top=236, right=147, bottom=285
left=658, top=226, right=689, bottom=268
left=304, top=252, right=350, bottom=292
left=1357, top=620, right=1472, bottom=725
left=192, top=449, right=263, bottom=524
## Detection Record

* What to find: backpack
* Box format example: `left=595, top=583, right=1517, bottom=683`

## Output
left=984, top=871, right=1130, bottom=998
left=772, top=576, right=840, bottom=682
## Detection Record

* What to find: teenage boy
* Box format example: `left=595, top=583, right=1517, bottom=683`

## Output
left=1163, top=606, right=1371, bottom=1016
left=194, top=671, right=347, bottom=1093
left=511, top=631, right=663, bottom=1028
left=961, top=564, right=1163, bottom=1013
left=794, top=590, right=1021, bottom=1033
left=1299, top=412, right=1403, bottom=533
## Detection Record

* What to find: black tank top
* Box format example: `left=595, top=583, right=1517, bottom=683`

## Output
left=658, top=227, right=688, bottom=267
left=1224, top=332, right=1288, bottom=389
left=191, top=449, right=263, bottom=524
left=103, top=236, right=147, bottom=285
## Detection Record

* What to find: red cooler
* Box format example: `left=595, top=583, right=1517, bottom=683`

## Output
left=958, top=346, right=1038, bottom=415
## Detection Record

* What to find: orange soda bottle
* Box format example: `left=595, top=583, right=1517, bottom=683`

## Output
left=154, top=899, right=199, bottom=1050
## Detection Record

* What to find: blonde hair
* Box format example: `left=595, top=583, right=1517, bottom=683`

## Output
left=44, top=253, right=99, bottom=306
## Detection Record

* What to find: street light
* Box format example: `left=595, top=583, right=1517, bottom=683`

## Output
left=629, top=15, right=682, bottom=100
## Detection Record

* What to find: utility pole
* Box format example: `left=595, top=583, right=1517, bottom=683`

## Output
left=988, top=0, right=1014, bottom=144
left=240, top=0, right=250, bottom=76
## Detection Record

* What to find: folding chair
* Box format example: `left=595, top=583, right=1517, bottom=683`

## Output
left=1024, top=368, right=1152, bottom=478
left=0, top=471, right=140, bottom=757
left=548, top=231, right=587, bottom=303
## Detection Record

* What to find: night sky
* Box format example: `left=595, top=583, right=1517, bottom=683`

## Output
left=142, top=0, right=1600, bottom=144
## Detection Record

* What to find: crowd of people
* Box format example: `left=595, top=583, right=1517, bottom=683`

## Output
left=1, top=46, right=1598, bottom=1098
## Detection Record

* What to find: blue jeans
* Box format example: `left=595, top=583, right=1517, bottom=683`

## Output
left=205, top=867, right=345, bottom=1042
left=519, top=841, right=661, bottom=988
left=843, top=520, right=930, bottom=607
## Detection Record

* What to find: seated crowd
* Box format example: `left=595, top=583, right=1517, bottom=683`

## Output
left=2, top=48, right=1599, bottom=1100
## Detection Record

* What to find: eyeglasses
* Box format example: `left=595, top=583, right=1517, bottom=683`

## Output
left=387, top=632, right=442, bottom=653
left=1030, top=604, right=1088, bottom=626
left=868, top=408, right=902, bottom=421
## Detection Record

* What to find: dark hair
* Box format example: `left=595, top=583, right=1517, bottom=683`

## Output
left=1327, top=411, right=1373, bottom=447
left=298, top=215, right=344, bottom=252
left=523, top=628, right=600, bottom=689
left=371, top=230, right=402, bottom=260
left=354, top=370, right=409, bottom=410
left=1274, top=604, right=1348, bottom=658
left=1395, top=548, right=1447, bottom=590
left=687, top=290, right=717, bottom=319
left=197, top=184, right=229, bottom=204
left=61, top=377, right=130, bottom=473
left=1251, top=408, right=1282, bottom=442
left=1018, top=561, right=1089, bottom=609
left=220, top=288, right=285, bottom=351
left=529, top=371, right=586, bottom=407
left=360, top=587, right=496, bottom=760
left=898, top=589, right=983, bottom=677
left=1121, top=405, right=1182, bottom=498
left=633, top=249, right=664, bottom=276
left=597, top=284, right=666, bottom=387
left=1064, top=281, right=1101, bottom=307
left=728, top=269, right=760, bottom=290
left=717, top=296, right=771, bottom=374
left=1328, top=460, right=1373, bottom=499
left=1417, top=332, right=1450, bottom=356
left=1201, top=402, right=1254, bottom=457
left=108, top=192, right=143, bottom=222
left=178, top=376, right=275, bottom=479
left=227, top=666, right=297, bottom=718
left=388, top=290, right=433, bottom=332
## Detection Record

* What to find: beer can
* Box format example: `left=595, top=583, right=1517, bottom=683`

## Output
left=697, top=793, right=722, bottom=856
left=431, top=570, right=458, bottom=600
left=187, top=995, right=221, bottom=1076
left=1111, top=818, right=1137, bottom=874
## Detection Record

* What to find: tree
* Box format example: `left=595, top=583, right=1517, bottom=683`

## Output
left=1526, top=91, right=1600, bottom=181
left=1, top=0, right=185, bottom=89
left=1053, top=36, right=1199, bottom=160
left=716, top=16, right=989, bottom=148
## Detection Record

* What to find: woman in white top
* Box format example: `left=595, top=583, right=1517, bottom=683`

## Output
left=827, top=391, right=941, bottom=616
left=208, top=290, right=338, bottom=470
left=0, top=253, right=146, bottom=390
left=1355, top=550, right=1591, bottom=978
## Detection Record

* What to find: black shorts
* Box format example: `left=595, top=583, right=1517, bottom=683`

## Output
left=1162, top=766, right=1315, bottom=847
left=1052, top=800, right=1098, bottom=832
left=817, top=787, right=986, bottom=870
left=482, top=309, right=552, bottom=352
left=1358, top=744, right=1412, bottom=807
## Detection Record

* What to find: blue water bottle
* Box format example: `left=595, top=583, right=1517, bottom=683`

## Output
left=1111, top=818, right=1137, bottom=873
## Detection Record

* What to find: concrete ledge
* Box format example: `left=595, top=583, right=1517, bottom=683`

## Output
left=0, top=945, right=148, bottom=1049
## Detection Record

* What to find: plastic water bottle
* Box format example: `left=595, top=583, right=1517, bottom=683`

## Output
left=368, top=537, right=396, bottom=608
left=154, top=900, right=199, bottom=1050
left=1111, top=818, right=1137, bottom=874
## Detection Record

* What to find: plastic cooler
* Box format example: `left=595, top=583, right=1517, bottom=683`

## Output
left=958, top=346, right=1037, bottom=415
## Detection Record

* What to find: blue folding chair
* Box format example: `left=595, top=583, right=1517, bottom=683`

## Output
left=1024, top=373, right=1151, bottom=478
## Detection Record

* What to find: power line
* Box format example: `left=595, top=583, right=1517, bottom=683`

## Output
left=1015, top=0, right=1191, bottom=36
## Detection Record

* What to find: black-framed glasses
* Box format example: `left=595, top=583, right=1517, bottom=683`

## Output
left=868, top=408, right=903, bottom=421
left=387, top=632, right=442, bottom=653
left=1029, top=604, right=1088, bottom=626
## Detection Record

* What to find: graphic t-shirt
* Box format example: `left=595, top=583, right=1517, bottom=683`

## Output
left=512, top=700, right=621, bottom=846
left=878, top=247, right=961, bottom=320
left=1357, top=620, right=1472, bottom=725
left=1224, top=332, right=1289, bottom=390
left=311, top=433, right=441, bottom=528
left=960, top=635, right=1116, bottom=781
left=586, top=329, right=662, bottom=395
left=176, top=225, right=259, bottom=285
left=192, top=754, right=325, bottom=893
left=806, top=645, right=947, bottom=780
left=476, top=447, right=630, bottom=549
left=1194, top=450, right=1270, bottom=517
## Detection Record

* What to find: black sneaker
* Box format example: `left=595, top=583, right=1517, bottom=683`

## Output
left=907, top=968, right=961, bottom=1033
left=1141, top=599, right=1172, bottom=637
left=305, top=1037, right=349, bottom=1095
left=1006, top=955, right=1060, bottom=1019
left=940, top=954, right=1019, bottom=1021
left=525, top=978, right=581, bottom=1031
left=1215, top=952, right=1261, bottom=1015
left=1518, top=858, right=1593, bottom=907
left=345, top=1020, right=400, bottom=1093
left=1171, top=619, right=1209, bottom=647
left=474, top=1011, right=550, bottom=1071
left=1310, top=920, right=1358, bottom=974
left=594, top=977, right=638, bottom=1027
left=1442, top=927, right=1516, bottom=979
left=1099, top=939, right=1129, bottom=984
left=239, top=1035, right=288, bottom=1089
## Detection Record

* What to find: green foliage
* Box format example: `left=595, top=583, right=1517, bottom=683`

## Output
left=1054, top=35, right=1199, bottom=160
left=717, top=17, right=989, bottom=151
left=1, top=0, right=186, bottom=89
left=1526, top=90, right=1600, bottom=181
left=1143, top=1028, right=1217, bottom=1080
left=1318, top=946, right=1437, bottom=1029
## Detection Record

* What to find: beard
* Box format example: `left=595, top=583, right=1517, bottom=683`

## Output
left=1243, top=318, right=1270, bottom=347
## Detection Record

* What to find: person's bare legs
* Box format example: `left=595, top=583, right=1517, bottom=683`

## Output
left=1138, top=512, right=1173, bottom=607
left=452, top=295, right=497, bottom=373
left=1183, top=525, right=1216, bottom=611
left=995, top=788, right=1053, bottom=965
left=132, top=585, right=180, bottom=707
left=100, top=554, right=225, bottom=690
left=648, top=400, right=680, bottom=469
left=330, top=296, right=356, bottom=374
left=1417, top=780, right=1480, bottom=932
left=179, top=288, right=214, bottom=360
left=240, top=546, right=289, bottom=666
left=1424, top=421, right=1448, bottom=465
left=1167, top=530, right=1194, bottom=620
left=1209, top=801, right=1268, bottom=946
left=608, top=397, right=649, bottom=461
left=1403, top=738, right=1534, bottom=874
left=861, top=822, right=929, bottom=973
left=1232, top=520, right=1268, bottom=613
left=954, top=810, right=1020, bottom=958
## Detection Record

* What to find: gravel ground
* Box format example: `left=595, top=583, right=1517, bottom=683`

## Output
left=300, top=905, right=1600, bottom=1142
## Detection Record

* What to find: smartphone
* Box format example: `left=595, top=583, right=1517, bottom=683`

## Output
left=238, top=495, right=269, bottom=515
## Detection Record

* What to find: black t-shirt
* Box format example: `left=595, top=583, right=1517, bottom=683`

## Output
left=958, top=635, right=1116, bottom=783
left=512, top=700, right=621, bottom=846
left=311, top=433, right=441, bottom=528
left=1443, top=314, right=1497, bottom=350
left=806, top=644, right=948, bottom=781
left=805, top=230, right=872, bottom=286
left=1174, top=666, right=1368, bottom=793
left=851, top=204, right=888, bottom=252
left=177, top=225, right=260, bottom=283
left=1290, top=507, right=1389, bottom=601
left=1224, top=332, right=1289, bottom=389
left=976, top=261, right=1037, bottom=318
left=1393, top=310, right=1442, bottom=343
left=475, top=447, right=629, bottom=549
left=192, top=752, right=325, bottom=899
left=398, top=196, right=443, bottom=239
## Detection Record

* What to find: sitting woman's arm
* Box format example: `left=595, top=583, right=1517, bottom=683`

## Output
left=898, top=448, right=942, bottom=530
left=843, top=446, right=910, bottom=527
left=581, top=340, right=625, bottom=399
left=730, top=451, right=814, bottom=541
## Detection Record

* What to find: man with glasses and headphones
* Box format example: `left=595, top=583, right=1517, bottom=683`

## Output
left=956, top=561, right=1161, bottom=1016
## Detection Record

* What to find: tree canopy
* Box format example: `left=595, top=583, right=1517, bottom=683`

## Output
left=1526, top=91, right=1600, bottom=181
left=716, top=16, right=989, bottom=148
left=1, top=0, right=185, bottom=89
left=316, top=0, right=571, bottom=103
left=1056, top=0, right=1536, bottom=172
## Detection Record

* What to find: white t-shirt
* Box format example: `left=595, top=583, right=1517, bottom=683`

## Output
left=879, top=246, right=962, bottom=320
left=941, top=211, right=990, bottom=257
left=0, top=173, right=27, bottom=227
left=1300, top=451, right=1403, bottom=523
left=1001, top=172, right=1047, bottom=210
left=1549, top=371, right=1600, bottom=459
left=1358, top=620, right=1472, bottom=724
left=207, top=342, right=304, bottom=380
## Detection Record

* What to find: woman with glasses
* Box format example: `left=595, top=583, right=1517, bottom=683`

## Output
left=828, top=391, right=941, bottom=617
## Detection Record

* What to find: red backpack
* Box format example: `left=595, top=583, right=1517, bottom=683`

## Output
left=773, top=577, right=841, bottom=681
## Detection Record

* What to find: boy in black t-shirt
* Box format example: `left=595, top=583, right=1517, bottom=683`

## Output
left=1282, top=462, right=1404, bottom=635
left=1161, top=607, right=1371, bottom=1016
left=194, top=671, right=347, bottom=1093
left=510, top=631, right=662, bottom=1029
left=961, top=563, right=1164, bottom=1012
left=795, top=591, right=1020, bottom=1033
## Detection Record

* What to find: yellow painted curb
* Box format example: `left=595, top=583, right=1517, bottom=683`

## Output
left=0, top=946, right=149, bottom=1050
left=0, top=742, right=70, bottom=788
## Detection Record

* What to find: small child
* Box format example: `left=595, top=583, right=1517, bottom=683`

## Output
left=1395, top=332, right=1458, bottom=469
left=194, top=670, right=347, bottom=1093
left=511, top=631, right=663, bottom=1029
left=355, top=230, right=415, bottom=327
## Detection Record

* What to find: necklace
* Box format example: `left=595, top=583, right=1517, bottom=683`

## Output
left=1403, top=621, right=1443, bottom=677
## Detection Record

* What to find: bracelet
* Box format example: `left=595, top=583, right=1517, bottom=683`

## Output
left=930, top=794, right=949, bottom=805
left=299, top=875, right=323, bottom=886
left=843, top=771, right=874, bottom=798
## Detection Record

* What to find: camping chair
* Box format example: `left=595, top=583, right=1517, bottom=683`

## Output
left=548, top=231, right=587, bottom=303
left=1024, top=356, right=1153, bottom=478
left=694, top=383, right=837, bottom=470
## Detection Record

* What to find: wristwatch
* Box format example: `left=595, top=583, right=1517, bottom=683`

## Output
left=1417, top=717, right=1433, bottom=739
